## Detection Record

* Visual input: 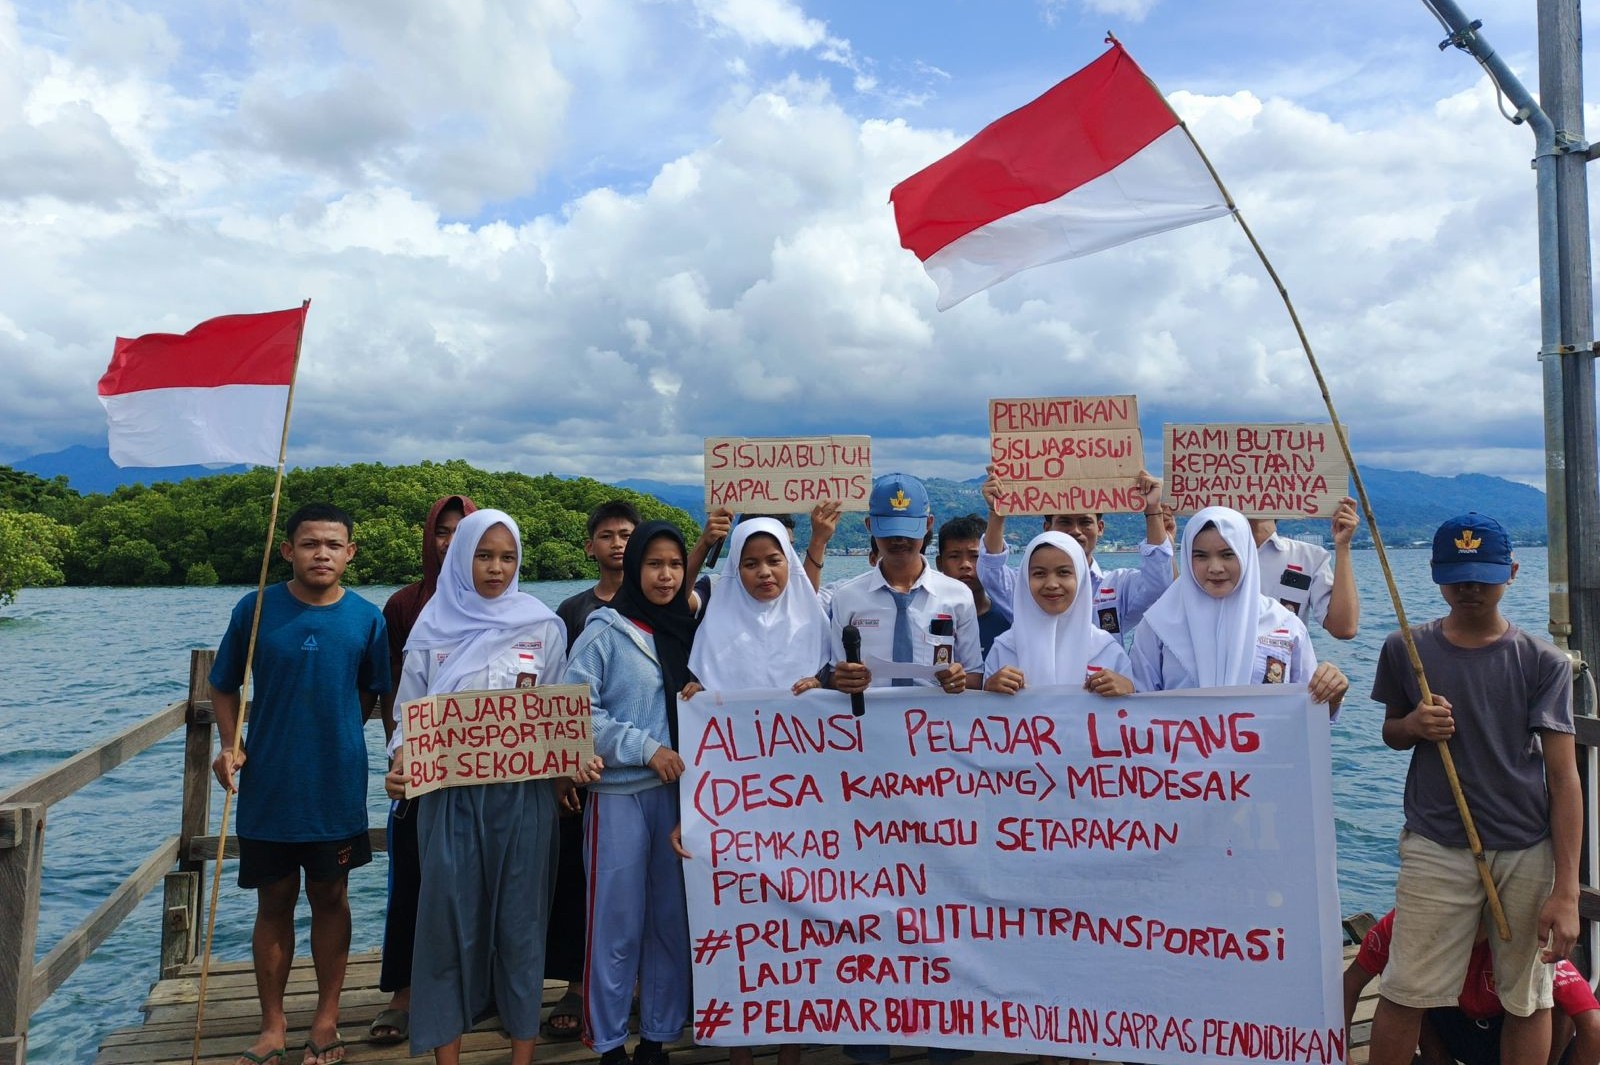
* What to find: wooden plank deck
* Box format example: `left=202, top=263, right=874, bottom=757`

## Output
left=95, top=947, right=1379, bottom=1065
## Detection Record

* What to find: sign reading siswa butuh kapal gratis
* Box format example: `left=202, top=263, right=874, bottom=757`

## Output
left=401, top=683, right=595, bottom=799
left=1163, top=423, right=1349, bottom=518
left=705, top=436, right=873, bottom=513
left=988, top=396, right=1146, bottom=516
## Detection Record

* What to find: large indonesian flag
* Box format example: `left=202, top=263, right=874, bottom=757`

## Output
left=97, top=306, right=306, bottom=467
left=891, top=42, right=1232, bottom=310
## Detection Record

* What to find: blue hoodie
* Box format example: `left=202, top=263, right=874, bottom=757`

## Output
left=563, top=606, right=674, bottom=795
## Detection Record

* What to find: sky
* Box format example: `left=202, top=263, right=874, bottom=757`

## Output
left=0, top=0, right=1594, bottom=487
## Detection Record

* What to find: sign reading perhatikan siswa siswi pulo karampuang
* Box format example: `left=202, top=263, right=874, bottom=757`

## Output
left=704, top=436, right=872, bottom=513
left=988, top=396, right=1145, bottom=515
left=401, top=684, right=594, bottom=799
left=678, top=686, right=1344, bottom=1064
left=1164, top=423, right=1349, bottom=518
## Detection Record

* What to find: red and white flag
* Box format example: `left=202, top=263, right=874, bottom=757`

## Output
left=98, top=306, right=306, bottom=467
left=891, top=42, right=1232, bottom=310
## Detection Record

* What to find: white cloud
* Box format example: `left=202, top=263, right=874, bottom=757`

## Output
left=0, top=0, right=1579, bottom=494
left=690, top=0, right=827, bottom=50
left=1039, top=0, right=1160, bottom=25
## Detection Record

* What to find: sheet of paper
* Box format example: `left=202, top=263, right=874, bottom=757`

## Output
left=864, top=654, right=941, bottom=682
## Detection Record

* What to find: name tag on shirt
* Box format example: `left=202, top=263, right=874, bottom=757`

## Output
left=1093, top=587, right=1120, bottom=635
left=1253, top=630, right=1296, bottom=685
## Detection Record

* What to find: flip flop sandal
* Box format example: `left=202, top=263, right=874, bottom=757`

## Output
left=368, top=1008, right=409, bottom=1046
left=302, top=1036, right=345, bottom=1065
left=542, top=990, right=584, bottom=1041
left=235, top=1049, right=286, bottom=1065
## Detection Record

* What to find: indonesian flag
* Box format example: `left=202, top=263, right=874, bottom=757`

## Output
left=98, top=306, right=306, bottom=467
left=891, top=43, right=1232, bottom=310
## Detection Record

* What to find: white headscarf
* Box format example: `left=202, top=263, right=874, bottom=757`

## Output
left=688, top=517, right=831, bottom=690
left=1010, top=532, right=1101, bottom=685
left=1138, top=506, right=1262, bottom=687
left=403, top=509, right=560, bottom=694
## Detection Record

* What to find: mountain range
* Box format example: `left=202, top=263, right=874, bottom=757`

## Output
left=17, top=447, right=1549, bottom=548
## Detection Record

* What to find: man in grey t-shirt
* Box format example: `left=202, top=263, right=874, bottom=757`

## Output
left=1365, top=513, right=1578, bottom=1065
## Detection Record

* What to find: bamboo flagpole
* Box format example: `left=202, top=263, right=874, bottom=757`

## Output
left=192, top=299, right=312, bottom=1064
left=1114, top=38, right=1514, bottom=941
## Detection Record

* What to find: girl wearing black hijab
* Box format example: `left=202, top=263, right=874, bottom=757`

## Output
left=562, top=521, right=698, bottom=1065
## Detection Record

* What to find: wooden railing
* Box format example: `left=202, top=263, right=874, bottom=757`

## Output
left=0, top=650, right=390, bottom=1065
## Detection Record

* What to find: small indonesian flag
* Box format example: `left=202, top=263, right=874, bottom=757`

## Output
left=97, top=306, right=306, bottom=467
left=891, top=42, right=1232, bottom=310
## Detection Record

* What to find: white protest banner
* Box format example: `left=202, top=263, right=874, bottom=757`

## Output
left=988, top=396, right=1145, bottom=515
left=705, top=436, right=872, bottom=513
left=1164, top=423, right=1349, bottom=518
left=401, top=683, right=593, bottom=798
left=680, top=686, right=1343, bottom=1064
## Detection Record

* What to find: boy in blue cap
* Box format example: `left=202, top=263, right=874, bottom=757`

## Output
left=1366, top=513, right=1579, bottom=1065
left=829, top=472, right=980, bottom=696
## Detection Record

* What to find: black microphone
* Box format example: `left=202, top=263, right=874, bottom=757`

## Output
left=842, top=624, right=865, bottom=718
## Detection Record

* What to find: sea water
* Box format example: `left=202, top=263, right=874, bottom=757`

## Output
left=0, top=548, right=1554, bottom=1063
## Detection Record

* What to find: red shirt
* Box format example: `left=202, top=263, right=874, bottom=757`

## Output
left=1357, top=911, right=1598, bottom=1020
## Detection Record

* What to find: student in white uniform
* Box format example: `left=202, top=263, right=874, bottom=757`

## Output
left=1250, top=495, right=1361, bottom=640
left=681, top=517, right=829, bottom=1065
left=978, top=466, right=1172, bottom=647
left=382, top=509, right=601, bottom=1065
left=825, top=476, right=978, bottom=1062
left=983, top=532, right=1134, bottom=696
left=1130, top=506, right=1349, bottom=714
left=829, top=473, right=979, bottom=697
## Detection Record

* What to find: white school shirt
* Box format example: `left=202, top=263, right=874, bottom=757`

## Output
left=1256, top=533, right=1334, bottom=628
left=828, top=563, right=982, bottom=685
left=385, top=619, right=568, bottom=757
left=1128, top=602, right=1319, bottom=697
left=977, top=538, right=1174, bottom=647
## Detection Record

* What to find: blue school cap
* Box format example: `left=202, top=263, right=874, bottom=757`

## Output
left=868, top=473, right=931, bottom=539
left=1431, top=513, right=1513, bottom=585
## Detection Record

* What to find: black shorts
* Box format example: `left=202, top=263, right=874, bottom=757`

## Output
left=238, top=832, right=372, bottom=889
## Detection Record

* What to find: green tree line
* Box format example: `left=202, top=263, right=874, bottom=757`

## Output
left=0, top=460, right=700, bottom=602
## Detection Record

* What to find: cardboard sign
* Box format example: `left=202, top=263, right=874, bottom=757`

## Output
left=1164, top=423, right=1348, bottom=518
left=401, top=683, right=594, bottom=798
left=704, top=436, right=872, bottom=513
left=679, top=685, right=1344, bottom=1062
left=988, top=396, right=1145, bottom=515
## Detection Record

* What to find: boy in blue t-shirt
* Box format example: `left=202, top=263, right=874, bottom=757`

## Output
left=209, top=503, right=389, bottom=1065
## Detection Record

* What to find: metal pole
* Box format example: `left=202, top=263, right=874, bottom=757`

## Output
left=1538, top=0, right=1600, bottom=694
left=1424, top=0, right=1575, bottom=652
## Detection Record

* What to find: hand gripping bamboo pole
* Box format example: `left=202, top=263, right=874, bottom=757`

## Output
left=193, top=299, right=311, bottom=1065
left=1109, top=35, right=1513, bottom=942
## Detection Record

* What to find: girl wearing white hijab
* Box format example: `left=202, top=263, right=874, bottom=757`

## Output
left=686, top=517, right=831, bottom=694
left=383, top=509, right=599, bottom=1065
left=1129, top=506, right=1348, bottom=712
left=681, top=517, right=826, bottom=1065
left=982, top=532, right=1134, bottom=695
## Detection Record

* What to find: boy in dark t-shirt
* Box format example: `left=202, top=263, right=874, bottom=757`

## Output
left=209, top=503, right=389, bottom=1065
left=556, top=500, right=639, bottom=653
left=935, top=513, right=1009, bottom=657
left=1366, top=513, right=1578, bottom=1065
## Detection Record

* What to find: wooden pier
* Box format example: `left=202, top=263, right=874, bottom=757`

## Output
left=87, top=944, right=1385, bottom=1065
